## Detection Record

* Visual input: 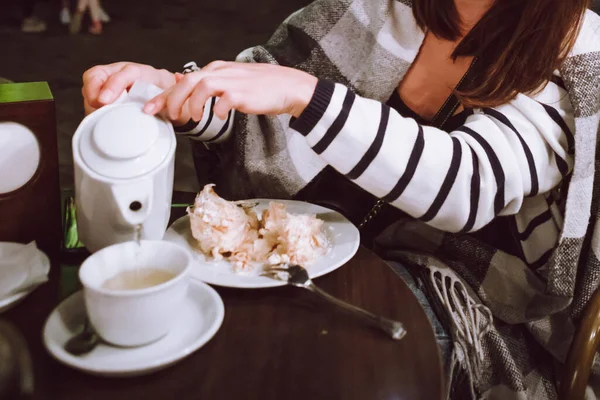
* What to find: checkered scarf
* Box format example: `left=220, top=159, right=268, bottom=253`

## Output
left=201, top=1, right=600, bottom=398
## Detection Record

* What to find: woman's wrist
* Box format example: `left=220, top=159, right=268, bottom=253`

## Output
left=289, top=72, right=319, bottom=118
left=163, top=64, right=194, bottom=126
left=288, top=79, right=335, bottom=136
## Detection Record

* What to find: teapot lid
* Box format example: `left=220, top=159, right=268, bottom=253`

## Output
left=77, top=103, right=174, bottom=180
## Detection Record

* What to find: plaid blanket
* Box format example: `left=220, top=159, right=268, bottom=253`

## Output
left=202, top=1, right=600, bottom=398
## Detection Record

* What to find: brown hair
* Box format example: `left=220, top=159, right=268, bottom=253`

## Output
left=412, top=0, right=589, bottom=107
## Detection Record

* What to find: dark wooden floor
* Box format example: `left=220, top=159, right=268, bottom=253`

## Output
left=0, top=0, right=310, bottom=191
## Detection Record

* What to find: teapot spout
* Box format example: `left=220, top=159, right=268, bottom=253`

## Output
left=110, top=179, right=154, bottom=227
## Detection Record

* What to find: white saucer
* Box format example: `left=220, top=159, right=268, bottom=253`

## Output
left=43, top=279, right=224, bottom=377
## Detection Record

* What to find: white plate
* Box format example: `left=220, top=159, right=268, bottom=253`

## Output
left=164, top=199, right=360, bottom=289
left=43, top=279, right=224, bottom=377
left=0, top=290, right=32, bottom=313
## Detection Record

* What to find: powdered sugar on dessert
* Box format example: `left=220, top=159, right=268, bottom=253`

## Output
left=188, top=185, right=328, bottom=273
left=259, top=202, right=328, bottom=267
left=188, top=185, right=259, bottom=261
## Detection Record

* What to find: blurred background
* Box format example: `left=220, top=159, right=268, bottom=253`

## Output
left=1, top=0, right=599, bottom=193
left=0, top=0, right=310, bottom=192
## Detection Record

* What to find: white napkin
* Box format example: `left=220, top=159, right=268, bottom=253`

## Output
left=0, top=242, right=49, bottom=297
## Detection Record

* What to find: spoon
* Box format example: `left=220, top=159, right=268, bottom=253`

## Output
left=64, top=318, right=99, bottom=356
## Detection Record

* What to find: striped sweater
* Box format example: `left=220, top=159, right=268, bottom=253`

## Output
left=173, top=3, right=600, bottom=397
left=177, top=66, right=574, bottom=269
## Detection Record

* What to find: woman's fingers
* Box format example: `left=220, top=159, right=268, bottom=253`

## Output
left=166, top=74, right=224, bottom=120
left=160, top=63, right=231, bottom=120
left=83, top=96, right=97, bottom=116
left=144, top=64, right=257, bottom=120
left=143, top=91, right=167, bottom=116
left=97, top=64, right=142, bottom=105
left=144, top=76, right=225, bottom=120
left=187, top=87, right=209, bottom=122
left=187, top=77, right=233, bottom=120
left=82, top=62, right=132, bottom=107
left=82, top=76, right=106, bottom=109
left=82, top=67, right=111, bottom=108
left=212, top=89, right=240, bottom=119
left=82, top=62, right=178, bottom=117
left=165, top=74, right=203, bottom=119
left=213, top=97, right=234, bottom=120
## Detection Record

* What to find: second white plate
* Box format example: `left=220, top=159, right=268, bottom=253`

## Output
left=164, top=199, right=360, bottom=289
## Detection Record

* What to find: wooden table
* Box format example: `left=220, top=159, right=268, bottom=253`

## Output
left=3, top=194, right=444, bottom=400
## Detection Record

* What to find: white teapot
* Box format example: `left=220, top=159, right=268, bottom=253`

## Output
left=72, top=81, right=176, bottom=253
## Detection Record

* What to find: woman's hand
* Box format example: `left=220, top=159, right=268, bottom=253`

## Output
left=82, top=62, right=176, bottom=115
left=143, top=61, right=318, bottom=121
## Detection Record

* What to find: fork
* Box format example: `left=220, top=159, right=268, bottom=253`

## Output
left=262, top=265, right=407, bottom=341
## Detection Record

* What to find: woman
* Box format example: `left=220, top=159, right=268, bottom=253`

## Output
left=81, top=0, right=599, bottom=398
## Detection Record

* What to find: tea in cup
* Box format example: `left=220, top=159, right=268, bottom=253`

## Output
left=78, top=240, right=190, bottom=347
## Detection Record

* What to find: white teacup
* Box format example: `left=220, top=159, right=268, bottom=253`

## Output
left=79, top=240, right=190, bottom=347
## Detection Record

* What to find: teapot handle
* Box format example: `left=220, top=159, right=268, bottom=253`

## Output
left=111, top=179, right=154, bottom=227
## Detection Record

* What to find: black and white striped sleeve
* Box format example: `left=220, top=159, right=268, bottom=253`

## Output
left=173, top=98, right=234, bottom=143
left=290, top=79, right=574, bottom=233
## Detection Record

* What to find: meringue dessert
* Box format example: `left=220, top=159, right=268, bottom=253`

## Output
left=188, top=185, right=328, bottom=273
